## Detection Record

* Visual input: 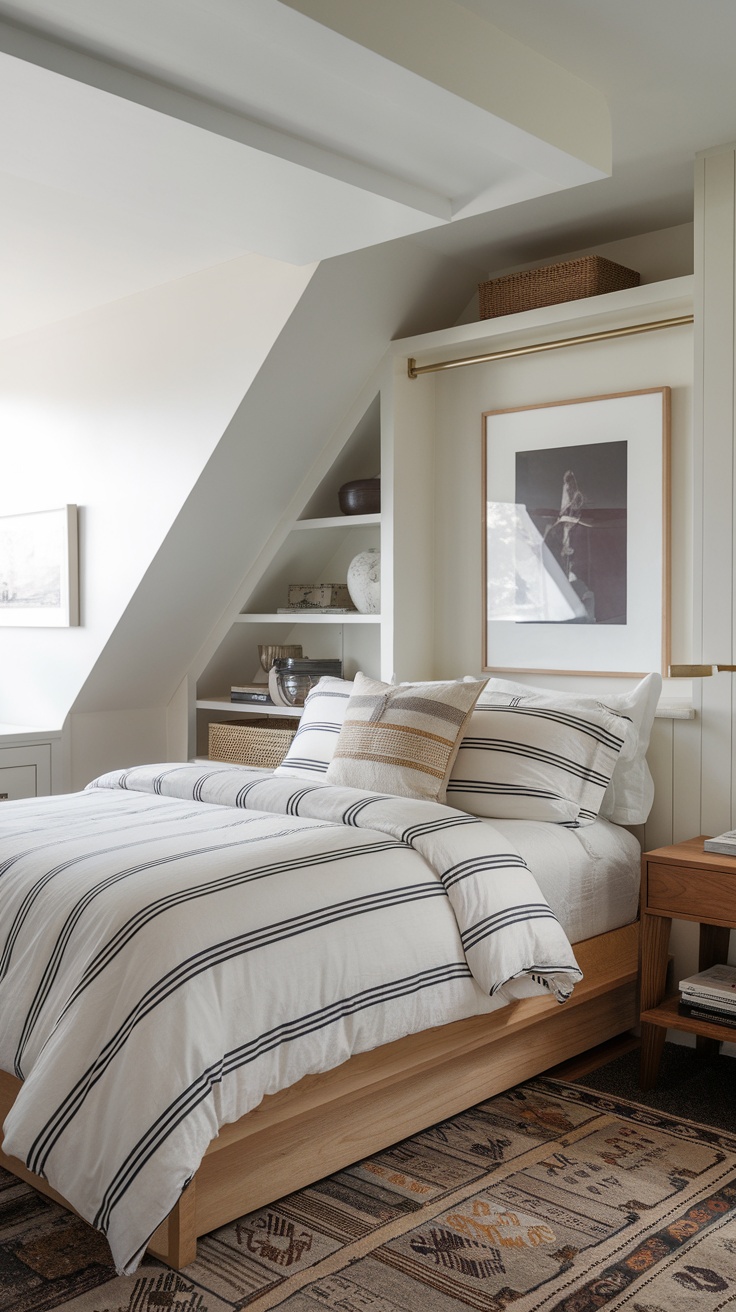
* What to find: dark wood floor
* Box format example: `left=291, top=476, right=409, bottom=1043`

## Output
left=545, top=1031, right=640, bottom=1082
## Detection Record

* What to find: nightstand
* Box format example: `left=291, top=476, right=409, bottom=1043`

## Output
left=639, top=836, right=736, bottom=1089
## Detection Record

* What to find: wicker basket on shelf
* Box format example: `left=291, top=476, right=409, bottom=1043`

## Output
left=478, top=255, right=640, bottom=319
left=209, top=718, right=300, bottom=770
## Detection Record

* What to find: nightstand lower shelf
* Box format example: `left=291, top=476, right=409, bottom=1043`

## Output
left=641, top=992, right=736, bottom=1043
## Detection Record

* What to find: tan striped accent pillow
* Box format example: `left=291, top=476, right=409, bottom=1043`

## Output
left=325, top=672, right=487, bottom=802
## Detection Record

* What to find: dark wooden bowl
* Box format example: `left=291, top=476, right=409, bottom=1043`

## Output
left=338, top=478, right=380, bottom=515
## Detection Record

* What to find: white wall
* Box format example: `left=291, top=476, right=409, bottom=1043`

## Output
left=0, top=252, right=314, bottom=730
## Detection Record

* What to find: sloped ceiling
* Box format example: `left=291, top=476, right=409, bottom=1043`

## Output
left=0, top=0, right=610, bottom=339
left=69, top=238, right=484, bottom=718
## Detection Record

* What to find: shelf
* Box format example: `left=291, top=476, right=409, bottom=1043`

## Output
left=640, top=992, right=736, bottom=1042
left=234, top=613, right=381, bottom=624
left=196, top=698, right=303, bottom=718
left=394, top=276, right=694, bottom=370
left=293, top=514, right=380, bottom=530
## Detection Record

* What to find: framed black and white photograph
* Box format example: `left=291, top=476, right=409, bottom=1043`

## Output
left=482, top=389, right=670, bottom=675
left=0, top=505, right=79, bottom=627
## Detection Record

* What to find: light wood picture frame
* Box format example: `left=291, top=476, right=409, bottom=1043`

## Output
left=482, top=388, right=670, bottom=676
left=0, top=505, right=79, bottom=627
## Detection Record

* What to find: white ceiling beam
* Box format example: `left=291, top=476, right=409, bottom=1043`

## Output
left=279, top=0, right=612, bottom=176
left=0, top=0, right=612, bottom=334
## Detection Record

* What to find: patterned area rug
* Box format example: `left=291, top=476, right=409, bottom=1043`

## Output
left=3, top=1076, right=736, bottom=1311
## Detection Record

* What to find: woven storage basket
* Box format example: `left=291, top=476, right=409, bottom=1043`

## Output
left=479, top=255, right=640, bottom=319
left=209, top=717, right=300, bottom=769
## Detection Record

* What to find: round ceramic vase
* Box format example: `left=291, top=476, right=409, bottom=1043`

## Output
left=347, top=548, right=381, bottom=614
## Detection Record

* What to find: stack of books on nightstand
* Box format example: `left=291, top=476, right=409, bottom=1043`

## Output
left=704, top=830, right=736, bottom=855
left=678, top=963, right=736, bottom=1027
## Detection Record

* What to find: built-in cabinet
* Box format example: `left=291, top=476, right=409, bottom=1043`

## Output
left=0, top=729, right=61, bottom=799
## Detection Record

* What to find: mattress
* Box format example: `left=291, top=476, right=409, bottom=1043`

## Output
left=488, top=815, right=641, bottom=944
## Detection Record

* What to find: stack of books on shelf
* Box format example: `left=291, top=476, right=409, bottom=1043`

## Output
left=678, top=963, right=736, bottom=1028
left=230, top=684, right=273, bottom=705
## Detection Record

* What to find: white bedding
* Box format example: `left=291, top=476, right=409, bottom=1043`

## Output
left=488, top=816, right=641, bottom=943
left=0, top=764, right=632, bottom=1274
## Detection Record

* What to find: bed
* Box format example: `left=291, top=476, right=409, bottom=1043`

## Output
left=0, top=672, right=657, bottom=1274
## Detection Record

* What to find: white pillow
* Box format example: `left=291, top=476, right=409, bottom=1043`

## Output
left=477, top=674, right=661, bottom=825
left=325, top=672, right=487, bottom=802
left=274, top=676, right=353, bottom=779
left=446, top=695, right=628, bottom=825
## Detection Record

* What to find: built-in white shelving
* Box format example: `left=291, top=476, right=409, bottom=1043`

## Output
left=292, top=513, right=379, bottom=531
left=195, top=698, right=303, bottom=719
left=190, top=385, right=384, bottom=759
left=233, top=613, right=380, bottom=625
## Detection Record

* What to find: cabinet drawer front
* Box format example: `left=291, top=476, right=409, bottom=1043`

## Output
left=647, top=862, right=736, bottom=921
left=0, top=764, right=38, bottom=801
left=0, top=744, right=51, bottom=797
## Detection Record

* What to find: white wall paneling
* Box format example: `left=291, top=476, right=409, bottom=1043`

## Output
left=691, top=144, right=736, bottom=999
left=694, top=147, right=736, bottom=841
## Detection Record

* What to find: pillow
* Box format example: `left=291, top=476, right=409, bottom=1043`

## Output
left=274, top=676, right=353, bottom=779
left=477, top=673, right=661, bottom=824
left=446, top=695, right=629, bottom=825
left=325, top=672, right=488, bottom=803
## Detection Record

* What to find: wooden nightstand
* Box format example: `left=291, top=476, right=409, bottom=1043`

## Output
left=640, top=836, right=736, bottom=1088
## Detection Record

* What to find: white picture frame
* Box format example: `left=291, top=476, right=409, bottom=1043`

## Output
left=0, top=505, right=79, bottom=627
left=482, top=389, right=670, bottom=676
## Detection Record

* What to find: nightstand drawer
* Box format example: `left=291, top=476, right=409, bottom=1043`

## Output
left=647, top=861, right=736, bottom=921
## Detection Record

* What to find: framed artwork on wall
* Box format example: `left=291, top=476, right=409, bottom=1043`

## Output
left=482, top=388, right=670, bottom=676
left=0, top=505, right=79, bottom=627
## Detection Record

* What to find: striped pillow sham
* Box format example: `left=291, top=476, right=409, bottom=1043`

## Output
left=325, top=672, right=487, bottom=802
left=445, top=694, right=629, bottom=825
left=479, top=674, right=661, bottom=824
left=274, top=676, right=353, bottom=779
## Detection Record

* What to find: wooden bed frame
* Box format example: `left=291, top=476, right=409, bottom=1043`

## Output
left=0, top=919, right=639, bottom=1268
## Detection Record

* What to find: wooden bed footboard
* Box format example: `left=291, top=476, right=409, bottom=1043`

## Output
left=0, top=920, right=639, bottom=1269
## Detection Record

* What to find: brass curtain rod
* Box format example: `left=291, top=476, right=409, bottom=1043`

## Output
left=407, top=313, right=693, bottom=379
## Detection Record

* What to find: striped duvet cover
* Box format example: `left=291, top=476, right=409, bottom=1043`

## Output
left=0, top=763, right=582, bottom=1273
